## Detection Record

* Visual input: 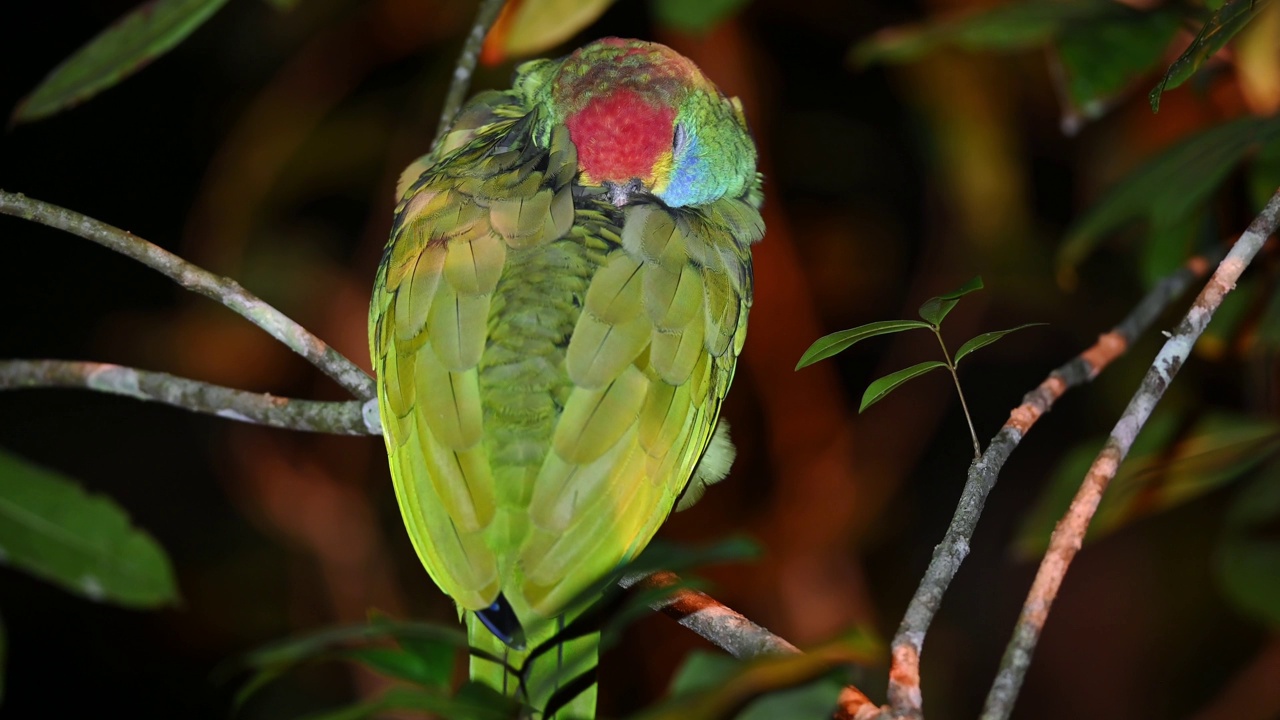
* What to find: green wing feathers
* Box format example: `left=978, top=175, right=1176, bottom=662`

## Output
left=370, top=89, right=762, bottom=651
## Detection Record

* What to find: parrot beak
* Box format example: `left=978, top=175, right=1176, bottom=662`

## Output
left=604, top=178, right=645, bottom=207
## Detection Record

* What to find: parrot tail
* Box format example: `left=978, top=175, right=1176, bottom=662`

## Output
left=467, top=599, right=599, bottom=720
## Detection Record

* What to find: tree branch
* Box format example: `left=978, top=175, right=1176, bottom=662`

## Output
left=981, top=187, right=1280, bottom=720
left=0, top=360, right=378, bottom=435
left=0, top=190, right=375, bottom=400
left=885, top=249, right=1222, bottom=719
left=433, top=0, right=507, bottom=145
left=618, top=571, right=879, bottom=719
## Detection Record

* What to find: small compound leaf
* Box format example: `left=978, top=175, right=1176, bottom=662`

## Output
left=852, top=0, right=1119, bottom=66
left=954, top=323, right=1047, bottom=364
left=0, top=448, right=178, bottom=608
left=859, top=361, right=949, bottom=413
left=795, top=320, right=932, bottom=370
left=652, top=0, right=752, bottom=33
left=1149, top=0, right=1272, bottom=112
left=481, top=0, right=614, bottom=64
left=918, top=275, right=984, bottom=325
left=1059, top=115, right=1280, bottom=275
left=12, top=0, right=233, bottom=124
left=1055, top=7, right=1180, bottom=126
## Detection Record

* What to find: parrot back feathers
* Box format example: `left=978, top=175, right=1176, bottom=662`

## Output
left=370, top=36, right=764, bottom=718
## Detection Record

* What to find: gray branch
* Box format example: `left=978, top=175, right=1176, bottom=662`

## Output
left=0, top=190, right=375, bottom=400
left=982, top=187, right=1280, bottom=720
left=886, top=248, right=1223, bottom=719
left=0, top=360, right=379, bottom=435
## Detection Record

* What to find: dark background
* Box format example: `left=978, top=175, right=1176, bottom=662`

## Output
left=0, top=0, right=1270, bottom=718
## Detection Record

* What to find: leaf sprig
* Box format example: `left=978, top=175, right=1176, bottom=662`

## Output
left=796, top=277, right=1044, bottom=458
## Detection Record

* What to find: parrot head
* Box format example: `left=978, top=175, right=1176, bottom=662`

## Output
left=521, top=38, right=757, bottom=208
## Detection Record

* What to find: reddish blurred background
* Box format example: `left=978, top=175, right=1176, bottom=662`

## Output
left=0, top=1, right=1273, bottom=718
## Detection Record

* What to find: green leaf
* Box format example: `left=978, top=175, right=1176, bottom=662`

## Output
left=1218, top=467, right=1280, bottom=627
left=1149, top=0, right=1272, bottom=112
left=0, top=449, right=178, bottom=607
left=795, top=320, right=932, bottom=370
left=633, top=637, right=873, bottom=720
left=1249, top=133, right=1280, bottom=212
left=232, top=619, right=471, bottom=705
left=954, top=323, right=1047, bottom=364
left=296, top=686, right=517, bottom=720
left=0, top=612, right=6, bottom=704
left=1055, top=8, right=1181, bottom=123
left=1059, top=115, right=1280, bottom=274
left=1014, top=412, right=1280, bottom=557
left=860, top=361, right=949, bottom=413
left=652, top=0, right=752, bottom=33
left=918, top=276, right=984, bottom=325
left=340, top=647, right=448, bottom=688
left=12, top=0, right=232, bottom=124
left=1218, top=537, right=1280, bottom=628
left=853, top=0, right=1121, bottom=66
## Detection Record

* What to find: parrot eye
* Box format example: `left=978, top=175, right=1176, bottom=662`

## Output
left=672, top=124, right=688, bottom=156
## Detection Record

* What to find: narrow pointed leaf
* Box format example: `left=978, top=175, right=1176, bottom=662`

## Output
left=0, top=449, right=178, bottom=607
left=795, top=320, right=932, bottom=370
left=852, top=0, right=1120, bottom=66
left=954, top=323, right=1047, bottom=364
left=1055, top=8, right=1180, bottom=124
left=12, top=0, right=233, bottom=124
left=1149, top=0, right=1272, bottom=112
left=1059, top=115, right=1280, bottom=273
left=918, top=276, right=983, bottom=325
left=653, top=0, right=753, bottom=33
left=859, top=361, right=948, bottom=413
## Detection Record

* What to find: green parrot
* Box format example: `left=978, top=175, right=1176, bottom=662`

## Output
left=369, top=37, right=763, bottom=718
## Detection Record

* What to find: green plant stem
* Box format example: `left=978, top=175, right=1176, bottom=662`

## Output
left=933, top=327, right=981, bottom=458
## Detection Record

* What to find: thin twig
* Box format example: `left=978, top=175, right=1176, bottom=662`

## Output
left=981, top=187, right=1280, bottom=720
left=617, top=571, right=880, bottom=720
left=0, top=190, right=375, bottom=400
left=433, top=0, right=507, bottom=146
left=620, top=571, right=801, bottom=658
left=0, top=360, right=378, bottom=435
left=885, top=250, right=1222, bottom=719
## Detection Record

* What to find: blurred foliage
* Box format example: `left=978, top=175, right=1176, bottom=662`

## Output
left=0, top=448, right=178, bottom=608
left=4, top=0, right=1280, bottom=717
left=1014, top=411, right=1280, bottom=557
left=1149, top=0, right=1272, bottom=112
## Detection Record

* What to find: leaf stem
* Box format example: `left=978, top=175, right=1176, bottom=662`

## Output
left=933, top=327, right=981, bottom=458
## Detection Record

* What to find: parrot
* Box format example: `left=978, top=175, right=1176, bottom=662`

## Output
left=369, top=37, right=763, bottom=718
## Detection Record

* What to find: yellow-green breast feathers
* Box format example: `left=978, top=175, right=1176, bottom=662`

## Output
left=369, top=37, right=763, bottom=699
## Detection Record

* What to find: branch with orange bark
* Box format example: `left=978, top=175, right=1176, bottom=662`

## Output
left=885, top=248, right=1226, bottom=718
left=981, top=187, right=1280, bottom=720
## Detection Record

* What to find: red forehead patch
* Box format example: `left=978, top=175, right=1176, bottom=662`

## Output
left=564, top=89, right=675, bottom=185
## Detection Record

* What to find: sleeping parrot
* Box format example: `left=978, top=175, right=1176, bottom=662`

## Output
left=369, top=37, right=763, bottom=718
